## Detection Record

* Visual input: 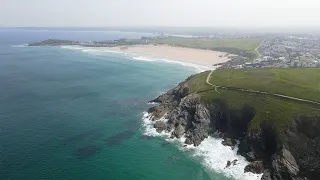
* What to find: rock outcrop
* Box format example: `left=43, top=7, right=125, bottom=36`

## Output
left=154, top=121, right=165, bottom=133
left=173, top=124, right=185, bottom=138
left=222, top=137, right=237, bottom=149
left=271, top=148, right=300, bottom=180
left=148, top=77, right=320, bottom=180
left=245, top=161, right=264, bottom=174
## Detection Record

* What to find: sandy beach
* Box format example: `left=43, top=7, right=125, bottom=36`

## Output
left=101, top=45, right=231, bottom=68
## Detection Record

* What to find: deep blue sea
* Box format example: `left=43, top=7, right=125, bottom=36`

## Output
left=0, top=28, right=260, bottom=180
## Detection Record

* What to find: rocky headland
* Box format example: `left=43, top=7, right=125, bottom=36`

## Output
left=147, top=69, right=320, bottom=180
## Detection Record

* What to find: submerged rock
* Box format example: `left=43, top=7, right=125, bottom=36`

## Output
left=73, top=145, right=100, bottom=159
left=104, top=130, right=135, bottom=146
left=139, top=135, right=153, bottom=140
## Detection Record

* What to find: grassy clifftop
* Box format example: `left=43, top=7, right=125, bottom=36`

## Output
left=186, top=68, right=320, bottom=141
left=209, top=68, right=320, bottom=102
left=150, top=37, right=263, bottom=59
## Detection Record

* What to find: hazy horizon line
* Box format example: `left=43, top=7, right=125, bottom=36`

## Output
left=2, top=25, right=320, bottom=28
left=2, top=26, right=320, bottom=34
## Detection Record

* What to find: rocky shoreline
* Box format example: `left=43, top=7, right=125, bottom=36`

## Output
left=147, top=76, right=320, bottom=180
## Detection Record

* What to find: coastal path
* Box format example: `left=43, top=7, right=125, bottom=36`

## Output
left=254, top=39, right=265, bottom=59
left=205, top=70, right=320, bottom=105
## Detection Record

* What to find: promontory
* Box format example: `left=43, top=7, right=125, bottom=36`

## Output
left=148, top=68, right=320, bottom=180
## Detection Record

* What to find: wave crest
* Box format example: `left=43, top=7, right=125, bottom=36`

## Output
left=132, top=56, right=155, bottom=62
left=11, top=44, right=28, bottom=47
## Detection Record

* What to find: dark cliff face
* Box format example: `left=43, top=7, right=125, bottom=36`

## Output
left=148, top=79, right=320, bottom=180
left=284, top=116, right=320, bottom=180
left=239, top=116, right=320, bottom=180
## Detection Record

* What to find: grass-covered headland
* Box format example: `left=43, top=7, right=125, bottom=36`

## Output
left=187, top=68, right=320, bottom=141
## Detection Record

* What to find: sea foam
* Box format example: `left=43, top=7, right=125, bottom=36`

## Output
left=61, top=45, right=84, bottom=50
left=141, top=112, right=263, bottom=180
left=155, top=58, right=211, bottom=72
left=132, top=56, right=155, bottom=62
left=132, top=56, right=210, bottom=72
left=11, top=44, right=28, bottom=47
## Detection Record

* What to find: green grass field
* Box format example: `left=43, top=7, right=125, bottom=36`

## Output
left=186, top=69, right=320, bottom=142
left=149, top=37, right=263, bottom=59
left=209, top=68, right=320, bottom=102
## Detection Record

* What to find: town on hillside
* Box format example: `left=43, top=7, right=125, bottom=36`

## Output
left=220, top=34, right=320, bottom=69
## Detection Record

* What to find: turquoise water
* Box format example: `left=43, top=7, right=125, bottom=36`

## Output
left=0, top=29, right=231, bottom=180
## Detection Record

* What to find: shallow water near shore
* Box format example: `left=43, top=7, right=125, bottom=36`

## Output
left=0, top=28, right=258, bottom=180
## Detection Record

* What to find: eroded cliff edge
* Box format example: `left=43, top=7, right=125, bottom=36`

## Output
left=147, top=73, right=320, bottom=180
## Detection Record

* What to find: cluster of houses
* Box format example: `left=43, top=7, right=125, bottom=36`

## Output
left=228, top=35, right=320, bottom=69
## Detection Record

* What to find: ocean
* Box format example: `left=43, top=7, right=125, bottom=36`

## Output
left=0, top=28, right=260, bottom=180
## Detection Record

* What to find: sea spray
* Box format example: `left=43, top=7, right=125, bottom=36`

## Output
left=141, top=112, right=263, bottom=180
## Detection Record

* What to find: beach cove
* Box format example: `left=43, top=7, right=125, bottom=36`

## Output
left=101, top=44, right=232, bottom=67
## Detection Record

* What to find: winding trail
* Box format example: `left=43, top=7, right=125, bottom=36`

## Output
left=206, top=70, right=320, bottom=105
left=254, top=39, right=265, bottom=58
left=206, top=70, right=220, bottom=94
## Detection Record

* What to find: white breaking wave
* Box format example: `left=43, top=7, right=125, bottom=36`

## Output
left=60, top=45, right=84, bottom=50
left=61, top=46, right=126, bottom=56
left=132, top=56, right=155, bottom=62
left=193, top=137, right=262, bottom=180
left=81, top=49, right=107, bottom=55
left=82, top=49, right=101, bottom=52
left=147, top=102, right=159, bottom=105
left=11, top=44, right=28, bottom=47
left=142, top=112, right=171, bottom=137
left=131, top=55, right=210, bottom=72
left=155, top=58, right=211, bottom=72
left=102, top=50, right=125, bottom=54
left=141, top=112, right=263, bottom=180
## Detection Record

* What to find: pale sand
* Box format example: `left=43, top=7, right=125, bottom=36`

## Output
left=101, top=45, right=231, bottom=68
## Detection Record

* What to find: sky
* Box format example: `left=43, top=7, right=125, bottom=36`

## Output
left=1, top=0, right=320, bottom=27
